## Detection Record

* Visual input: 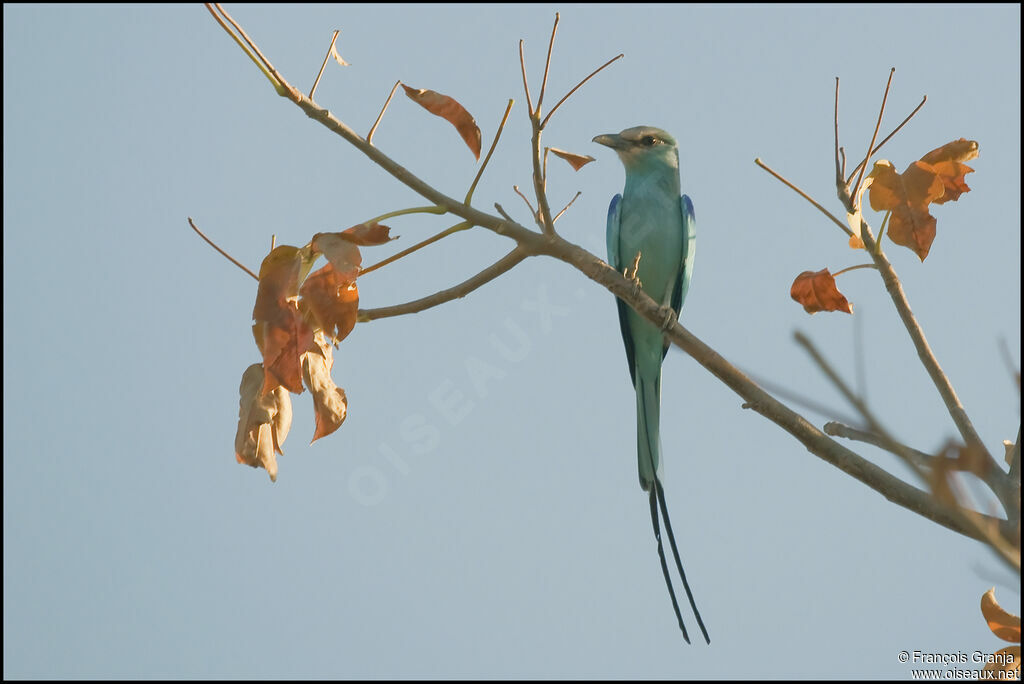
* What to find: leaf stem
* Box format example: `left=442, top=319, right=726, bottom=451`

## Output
left=367, top=80, right=400, bottom=145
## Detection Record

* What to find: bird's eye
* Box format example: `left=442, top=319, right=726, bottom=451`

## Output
left=642, top=135, right=658, bottom=146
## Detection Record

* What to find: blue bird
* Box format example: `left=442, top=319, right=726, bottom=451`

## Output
left=593, top=126, right=709, bottom=644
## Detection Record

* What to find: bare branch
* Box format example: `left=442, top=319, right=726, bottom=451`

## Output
left=359, top=222, right=470, bottom=277
left=553, top=191, right=582, bottom=223
left=518, top=40, right=534, bottom=116
left=309, top=30, right=340, bottom=100
left=846, top=95, right=927, bottom=187
left=466, top=99, right=515, bottom=205
left=755, top=158, right=852, bottom=237
left=188, top=217, right=259, bottom=281
left=367, top=80, right=400, bottom=145
left=824, top=422, right=934, bottom=469
left=851, top=67, right=894, bottom=201
left=857, top=223, right=1004, bottom=497
left=513, top=185, right=540, bottom=227
left=834, top=77, right=843, bottom=191
left=537, top=13, right=559, bottom=111
left=540, top=53, right=624, bottom=129
left=358, top=248, right=528, bottom=321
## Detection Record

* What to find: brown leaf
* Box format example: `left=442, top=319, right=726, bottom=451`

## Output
left=401, top=83, right=482, bottom=159
left=920, top=138, right=979, bottom=165
left=928, top=159, right=975, bottom=205
left=549, top=147, right=596, bottom=171
left=302, top=333, right=349, bottom=442
left=299, top=263, right=359, bottom=345
left=312, top=232, right=362, bottom=284
left=252, top=312, right=312, bottom=395
left=982, top=588, right=1022, bottom=643
left=790, top=269, right=853, bottom=314
left=342, top=222, right=396, bottom=246
left=235, top=363, right=293, bottom=482
left=253, top=247, right=314, bottom=394
left=868, top=160, right=945, bottom=260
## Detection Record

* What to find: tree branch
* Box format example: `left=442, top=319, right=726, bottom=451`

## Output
left=358, top=248, right=527, bottom=321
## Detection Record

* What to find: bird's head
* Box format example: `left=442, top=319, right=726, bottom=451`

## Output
left=592, top=126, right=679, bottom=174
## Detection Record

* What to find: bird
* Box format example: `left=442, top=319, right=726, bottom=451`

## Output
left=592, top=125, right=709, bottom=644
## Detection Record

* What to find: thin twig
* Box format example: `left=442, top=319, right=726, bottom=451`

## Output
left=466, top=99, right=515, bottom=205
left=833, top=77, right=842, bottom=189
left=204, top=4, right=277, bottom=89
left=519, top=40, right=534, bottom=115
left=755, top=158, right=852, bottom=237
left=359, top=248, right=528, bottom=321
left=552, top=191, right=582, bottom=223
left=832, top=263, right=877, bottom=277
left=494, top=203, right=515, bottom=223
left=741, top=370, right=863, bottom=427
left=851, top=68, right=895, bottom=201
left=537, top=13, right=559, bottom=111
left=824, top=422, right=934, bottom=468
left=213, top=3, right=299, bottom=100
left=188, top=217, right=259, bottom=281
left=540, top=53, right=624, bottom=129
left=513, top=184, right=540, bottom=226
left=367, top=80, right=400, bottom=145
left=359, top=221, right=470, bottom=277
left=309, top=30, right=340, bottom=100
left=846, top=95, right=927, bottom=187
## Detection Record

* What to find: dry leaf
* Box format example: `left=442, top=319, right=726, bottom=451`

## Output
left=299, top=264, right=359, bottom=345
left=790, top=268, right=853, bottom=314
left=235, top=363, right=293, bottom=482
left=868, top=160, right=945, bottom=260
left=302, top=332, right=349, bottom=442
left=342, top=222, right=396, bottom=246
left=401, top=83, right=482, bottom=159
left=330, top=41, right=349, bottom=67
left=253, top=246, right=314, bottom=395
left=982, top=588, right=1022, bottom=643
left=549, top=147, right=596, bottom=171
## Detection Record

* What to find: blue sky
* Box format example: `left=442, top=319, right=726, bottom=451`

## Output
left=4, top=3, right=1020, bottom=678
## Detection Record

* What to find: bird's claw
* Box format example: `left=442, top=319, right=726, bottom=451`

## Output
left=624, top=252, right=643, bottom=297
left=658, top=304, right=678, bottom=332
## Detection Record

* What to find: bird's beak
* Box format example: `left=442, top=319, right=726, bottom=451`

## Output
left=592, top=133, right=626, bottom=150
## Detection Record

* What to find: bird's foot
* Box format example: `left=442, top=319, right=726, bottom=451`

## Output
left=657, top=304, right=678, bottom=332
left=625, top=252, right=643, bottom=297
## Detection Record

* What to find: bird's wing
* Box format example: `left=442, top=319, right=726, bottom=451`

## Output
left=607, top=194, right=637, bottom=387
left=665, top=195, right=696, bottom=357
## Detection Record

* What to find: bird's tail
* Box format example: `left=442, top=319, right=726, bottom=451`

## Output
left=635, top=372, right=663, bottom=492
left=637, top=368, right=711, bottom=644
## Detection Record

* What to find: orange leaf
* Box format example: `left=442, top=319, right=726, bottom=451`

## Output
left=982, top=588, right=1022, bottom=643
left=299, top=263, right=359, bottom=345
left=549, top=147, right=596, bottom=171
left=790, top=268, right=853, bottom=314
left=235, top=363, right=293, bottom=482
left=252, top=247, right=314, bottom=394
left=868, top=160, right=945, bottom=260
left=982, top=646, right=1020, bottom=677
left=919, top=138, right=978, bottom=204
left=401, top=83, right=482, bottom=159
left=302, top=333, right=348, bottom=442
left=920, top=138, right=979, bottom=165
left=928, top=159, right=974, bottom=205
left=342, top=222, right=396, bottom=246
